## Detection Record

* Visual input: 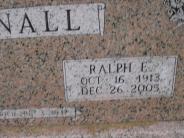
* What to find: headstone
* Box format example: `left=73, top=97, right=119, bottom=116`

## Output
left=0, top=0, right=183, bottom=137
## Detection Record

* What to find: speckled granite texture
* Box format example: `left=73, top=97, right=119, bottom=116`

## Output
left=0, top=0, right=184, bottom=136
left=1, top=121, right=184, bottom=137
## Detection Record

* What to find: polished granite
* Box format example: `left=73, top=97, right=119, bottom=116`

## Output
left=0, top=0, right=184, bottom=136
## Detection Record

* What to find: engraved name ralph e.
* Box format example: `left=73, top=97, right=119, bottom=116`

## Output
left=63, top=56, right=177, bottom=102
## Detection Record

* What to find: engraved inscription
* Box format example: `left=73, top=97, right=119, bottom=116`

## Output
left=63, top=56, right=177, bottom=102
left=0, top=3, right=105, bottom=39
left=0, top=107, right=81, bottom=119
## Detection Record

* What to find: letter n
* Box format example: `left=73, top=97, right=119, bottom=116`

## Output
left=0, top=13, right=11, bottom=34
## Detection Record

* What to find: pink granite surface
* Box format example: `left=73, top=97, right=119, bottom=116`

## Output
left=0, top=0, right=184, bottom=136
